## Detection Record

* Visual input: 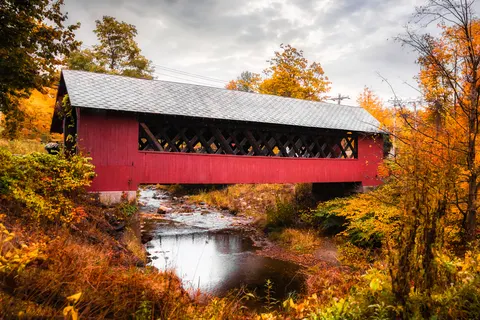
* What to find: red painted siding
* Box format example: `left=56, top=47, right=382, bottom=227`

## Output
left=77, top=109, right=383, bottom=192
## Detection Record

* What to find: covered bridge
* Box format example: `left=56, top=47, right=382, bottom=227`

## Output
left=51, top=70, right=383, bottom=203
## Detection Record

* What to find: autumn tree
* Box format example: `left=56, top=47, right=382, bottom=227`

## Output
left=225, top=71, right=261, bottom=92
left=399, top=0, right=480, bottom=245
left=226, top=44, right=331, bottom=101
left=357, top=87, right=393, bottom=128
left=0, top=0, right=80, bottom=139
left=259, top=44, right=330, bottom=101
left=67, top=16, right=154, bottom=79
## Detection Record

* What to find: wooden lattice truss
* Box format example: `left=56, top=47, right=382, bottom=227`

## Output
left=138, top=115, right=358, bottom=159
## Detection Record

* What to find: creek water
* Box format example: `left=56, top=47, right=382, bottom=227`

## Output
left=140, top=188, right=305, bottom=303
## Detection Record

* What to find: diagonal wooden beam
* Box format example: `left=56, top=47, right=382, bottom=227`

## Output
left=140, top=122, right=163, bottom=151
left=160, top=128, right=179, bottom=152
left=274, top=134, right=287, bottom=157
left=194, top=128, right=213, bottom=153
left=212, top=127, right=234, bottom=154
left=244, top=130, right=262, bottom=155
left=257, top=131, right=275, bottom=156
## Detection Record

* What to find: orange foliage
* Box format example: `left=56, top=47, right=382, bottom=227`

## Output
left=18, top=88, right=58, bottom=140
left=356, top=87, right=392, bottom=128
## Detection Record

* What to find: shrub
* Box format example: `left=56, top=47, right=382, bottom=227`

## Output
left=301, top=199, right=348, bottom=235
left=265, top=197, right=297, bottom=228
left=303, top=190, right=396, bottom=249
left=0, top=149, right=95, bottom=223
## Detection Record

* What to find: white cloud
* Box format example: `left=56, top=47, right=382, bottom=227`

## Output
left=63, top=0, right=436, bottom=103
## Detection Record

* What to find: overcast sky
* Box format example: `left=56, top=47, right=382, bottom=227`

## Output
left=64, top=0, right=443, bottom=105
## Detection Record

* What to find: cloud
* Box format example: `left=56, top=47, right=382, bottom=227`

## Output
left=64, top=0, right=427, bottom=102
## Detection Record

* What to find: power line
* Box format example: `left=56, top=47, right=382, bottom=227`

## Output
left=154, top=72, right=225, bottom=88
left=78, top=44, right=229, bottom=86
left=152, top=64, right=229, bottom=84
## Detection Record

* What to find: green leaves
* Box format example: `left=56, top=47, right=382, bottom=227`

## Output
left=66, top=16, right=154, bottom=80
left=0, top=0, right=80, bottom=139
left=0, top=148, right=95, bottom=223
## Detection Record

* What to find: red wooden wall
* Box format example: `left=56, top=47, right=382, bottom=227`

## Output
left=77, top=109, right=383, bottom=192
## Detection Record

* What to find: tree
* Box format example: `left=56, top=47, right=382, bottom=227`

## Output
left=19, top=88, right=58, bottom=140
left=66, top=49, right=106, bottom=74
left=357, top=87, right=393, bottom=128
left=259, top=44, right=331, bottom=101
left=398, top=0, right=480, bottom=245
left=0, top=0, right=80, bottom=139
left=67, top=16, right=154, bottom=79
left=226, top=44, right=331, bottom=101
left=225, top=71, right=261, bottom=92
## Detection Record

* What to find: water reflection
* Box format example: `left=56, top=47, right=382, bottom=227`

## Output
left=145, top=224, right=305, bottom=299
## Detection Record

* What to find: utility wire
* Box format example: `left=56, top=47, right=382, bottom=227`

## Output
left=152, top=64, right=229, bottom=84
left=154, top=72, right=224, bottom=88
left=78, top=44, right=230, bottom=87
left=80, top=45, right=229, bottom=85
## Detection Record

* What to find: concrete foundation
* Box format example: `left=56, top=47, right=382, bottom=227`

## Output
left=97, top=191, right=137, bottom=205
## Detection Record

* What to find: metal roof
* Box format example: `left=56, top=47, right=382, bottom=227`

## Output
left=61, top=70, right=380, bottom=133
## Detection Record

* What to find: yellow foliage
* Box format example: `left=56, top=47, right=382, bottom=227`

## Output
left=18, top=88, right=57, bottom=140
left=0, top=223, right=45, bottom=274
left=0, top=138, right=46, bottom=154
left=259, top=44, right=331, bottom=101
left=187, top=184, right=295, bottom=217
left=226, top=44, right=331, bottom=101
left=269, top=228, right=321, bottom=254
left=63, top=292, right=82, bottom=320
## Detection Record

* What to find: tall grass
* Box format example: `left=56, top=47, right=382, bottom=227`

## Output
left=189, top=184, right=296, bottom=217
left=0, top=138, right=45, bottom=154
left=269, top=228, right=321, bottom=254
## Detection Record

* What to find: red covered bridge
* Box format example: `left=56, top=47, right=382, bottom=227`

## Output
left=51, top=70, right=384, bottom=203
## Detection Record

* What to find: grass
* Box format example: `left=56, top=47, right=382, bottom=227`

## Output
left=186, top=184, right=305, bottom=219
left=0, top=197, right=253, bottom=319
left=269, top=228, right=322, bottom=254
left=0, top=138, right=46, bottom=154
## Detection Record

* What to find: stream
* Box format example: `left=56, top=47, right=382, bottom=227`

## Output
left=139, top=187, right=306, bottom=303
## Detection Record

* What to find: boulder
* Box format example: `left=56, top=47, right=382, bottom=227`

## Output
left=157, top=206, right=172, bottom=214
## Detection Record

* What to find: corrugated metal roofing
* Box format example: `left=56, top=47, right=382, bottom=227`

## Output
left=61, top=70, right=380, bottom=133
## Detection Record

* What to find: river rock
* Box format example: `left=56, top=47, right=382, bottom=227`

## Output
left=157, top=206, right=172, bottom=214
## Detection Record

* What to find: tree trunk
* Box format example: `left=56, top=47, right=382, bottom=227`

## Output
left=464, top=172, right=477, bottom=243
left=463, top=90, right=478, bottom=244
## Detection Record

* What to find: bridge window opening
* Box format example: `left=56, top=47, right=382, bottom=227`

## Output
left=138, top=115, right=358, bottom=159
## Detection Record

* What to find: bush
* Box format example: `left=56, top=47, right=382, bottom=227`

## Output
left=302, top=191, right=393, bottom=249
left=265, top=197, right=297, bottom=228
left=0, top=149, right=95, bottom=223
left=301, top=199, right=348, bottom=235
